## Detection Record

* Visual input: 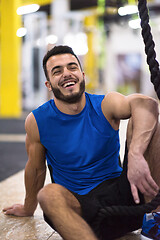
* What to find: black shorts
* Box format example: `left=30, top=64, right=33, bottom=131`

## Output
left=44, top=145, right=145, bottom=240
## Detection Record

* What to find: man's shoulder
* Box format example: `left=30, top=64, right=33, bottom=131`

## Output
left=27, top=100, right=54, bottom=131
left=25, top=112, right=38, bottom=135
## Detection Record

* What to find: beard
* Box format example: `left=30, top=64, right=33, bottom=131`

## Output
left=50, top=78, right=85, bottom=104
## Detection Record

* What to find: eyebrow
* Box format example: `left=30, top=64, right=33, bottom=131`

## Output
left=51, top=65, right=61, bottom=74
left=68, top=62, right=79, bottom=67
left=51, top=62, right=79, bottom=74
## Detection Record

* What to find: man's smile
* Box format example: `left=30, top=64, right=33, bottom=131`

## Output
left=60, top=79, right=78, bottom=89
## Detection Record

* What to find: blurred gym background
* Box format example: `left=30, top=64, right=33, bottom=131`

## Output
left=0, top=0, right=160, bottom=180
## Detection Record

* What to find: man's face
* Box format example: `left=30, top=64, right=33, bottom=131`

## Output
left=45, top=54, right=85, bottom=104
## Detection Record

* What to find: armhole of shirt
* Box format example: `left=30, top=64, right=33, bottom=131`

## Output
left=32, top=109, right=42, bottom=142
left=90, top=94, right=119, bottom=133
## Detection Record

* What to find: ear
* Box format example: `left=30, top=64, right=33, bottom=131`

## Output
left=82, top=72, right=85, bottom=78
left=45, top=81, right=52, bottom=91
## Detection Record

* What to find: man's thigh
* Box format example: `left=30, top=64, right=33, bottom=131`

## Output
left=72, top=146, right=145, bottom=239
left=72, top=173, right=144, bottom=240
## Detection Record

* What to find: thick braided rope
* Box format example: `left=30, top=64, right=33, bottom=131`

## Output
left=93, top=190, right=160, bottom=236
left=138, top=0, right=160, bottom=98
left=98, top=190, right=160, bottom=219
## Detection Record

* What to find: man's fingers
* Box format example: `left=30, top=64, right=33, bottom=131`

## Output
left=3, top=206, right=14, bottom=213
left=139, top=175, right=159, bottom=198
left=4, top=209, right=14, bottom=215
left=131, top=184, right=140, bottom=204
left=3, top=204, right=22, bottom=215
left=3, top=207, right=16, bottom=215
left=2, top=204, right=33, bottom=217
left=130, top=175, right=159, bottom=204
left=141, top=180, right=157, bottom=197
left=146, top=175, right=159, bottom=193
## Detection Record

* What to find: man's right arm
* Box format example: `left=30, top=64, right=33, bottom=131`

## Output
left=3, top=113, right=46, bottom=216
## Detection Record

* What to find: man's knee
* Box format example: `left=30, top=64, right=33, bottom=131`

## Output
left=37, top=183, right=66, bottom=206
left=37, top=183, right=81, bottom=215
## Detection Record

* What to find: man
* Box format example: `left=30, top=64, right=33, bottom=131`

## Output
left=3, top=45, right=160, bottom=240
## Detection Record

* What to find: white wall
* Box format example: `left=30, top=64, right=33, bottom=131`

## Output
left=104, top=21, right=158, bottom=98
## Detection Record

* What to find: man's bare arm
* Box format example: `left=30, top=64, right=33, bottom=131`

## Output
left=102, top=92, right=159, bottom=203
left=126, top=95, right=159, bottom=203
left=3, top=113, right=46, bottom=216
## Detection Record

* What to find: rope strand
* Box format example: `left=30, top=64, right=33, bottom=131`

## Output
left=94, top=190, right=160, bottom=237
left=138, top=0, right=160, bottom=98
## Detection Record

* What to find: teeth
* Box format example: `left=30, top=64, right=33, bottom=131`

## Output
left=63, top=82, right=75, bottom=88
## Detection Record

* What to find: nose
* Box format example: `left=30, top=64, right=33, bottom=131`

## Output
left=63, top=67, right=71, bottom=78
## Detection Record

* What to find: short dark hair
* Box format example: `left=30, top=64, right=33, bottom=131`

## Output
left=43, top=45, right=82, bottom=81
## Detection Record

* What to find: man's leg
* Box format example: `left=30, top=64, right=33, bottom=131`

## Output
left=37, top=183, right=98, bottom=240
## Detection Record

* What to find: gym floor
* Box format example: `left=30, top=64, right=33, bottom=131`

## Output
left=0, top=117, right=141, bottom=240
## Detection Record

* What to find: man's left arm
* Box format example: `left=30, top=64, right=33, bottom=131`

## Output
left=102, top=92, right=159, bottom=204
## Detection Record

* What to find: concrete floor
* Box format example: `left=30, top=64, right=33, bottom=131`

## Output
left=0, top=170, right=141, bottom=240
left=0, top=170, right=61, bottom=240
left=0, top=119, right=141, bottom=239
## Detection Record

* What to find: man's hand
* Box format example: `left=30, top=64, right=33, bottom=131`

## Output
left=3, top=204, right=33, bottom=217
left=127, top=152, right=159, bottom=204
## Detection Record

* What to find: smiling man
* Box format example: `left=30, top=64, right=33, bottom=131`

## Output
left=44, top=52, right=85, bottom=106
left=3, top=45, right=160, bottom=240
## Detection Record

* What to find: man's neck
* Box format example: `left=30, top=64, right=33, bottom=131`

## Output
left=54, top=93, right=86, bottom=115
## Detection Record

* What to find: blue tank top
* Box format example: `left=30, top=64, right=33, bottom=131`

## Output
left=32, top=92, right=122, bottom=195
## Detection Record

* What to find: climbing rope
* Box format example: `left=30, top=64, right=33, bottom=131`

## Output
left=95, top=190, right=160, bottom=226
left=94, top=0, right=160, bottom=235
left=93, top=190, right=160, bottom=239
left=138, top=0, right=160, bottom=98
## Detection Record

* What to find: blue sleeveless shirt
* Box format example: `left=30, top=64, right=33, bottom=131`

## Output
left=32, top=92, right=122, bottom=195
